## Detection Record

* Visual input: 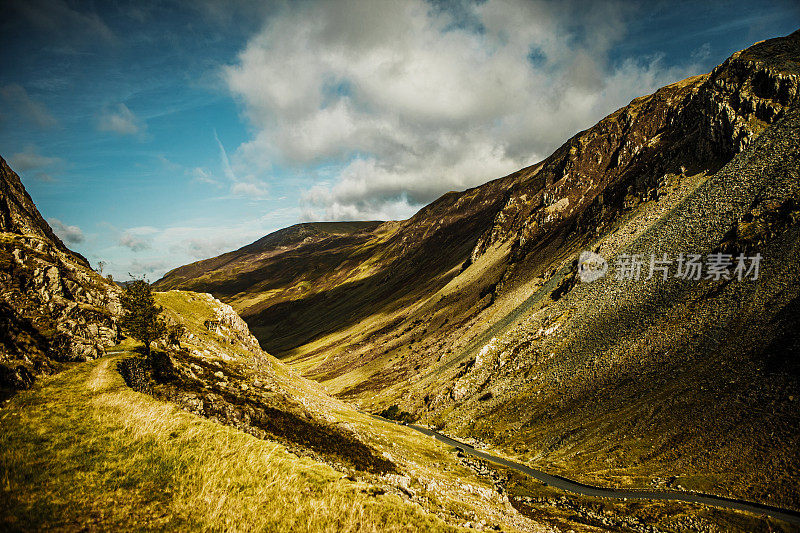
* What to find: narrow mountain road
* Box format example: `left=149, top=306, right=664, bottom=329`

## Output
left=373, top=417, right=800, bottom=527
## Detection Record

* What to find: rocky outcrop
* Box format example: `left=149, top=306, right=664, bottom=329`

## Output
left=0, top=157, right=121, bottom=398
left=0, top=157, right=88, bottom=263
left=199, top=293, right=263, bottom=353
left=120, top=290, right=397, bottom=475
left=470, top=31, right=800, bottom=265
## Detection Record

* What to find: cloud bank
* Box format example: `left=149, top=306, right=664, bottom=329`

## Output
left=224, top=0, right=705, bottom=221
left=49, top=218, right=84, bottom=244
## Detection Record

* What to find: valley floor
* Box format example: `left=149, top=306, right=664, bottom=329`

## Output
left=2, top=349, right=797, bottom=532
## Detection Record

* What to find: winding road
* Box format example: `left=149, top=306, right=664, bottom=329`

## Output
left=379, top=418, right=800, bottom=527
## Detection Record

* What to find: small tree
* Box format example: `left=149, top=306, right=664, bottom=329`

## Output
left=119, top=278, right=167, bottom=358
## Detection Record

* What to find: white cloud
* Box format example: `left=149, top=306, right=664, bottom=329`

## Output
left=98, top=206, right=300, bottom=279
left=157, top=214, right=295, bottom=261
left=230, top=181, right=268, bottom=197
left=97, top=103, right=144, bottom=136
left=224, top=0, right=704, bottom=220
left=167, top=231, right=244, bottom=260
left=49, top=218, right=84, bottom=244
left=0, top=84, right=59, bottom=129
left=215, top=129, right=269, bottom=198
left=190, top=167, right=220, bottom=186
left=9, top=145, right=63, bottom=181
left=127, top=259, right=171, bottom=277
left=118, top=227, right=156, bottom=252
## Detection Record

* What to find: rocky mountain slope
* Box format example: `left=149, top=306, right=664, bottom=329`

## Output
left=425, top=104, right=800, bottom=510
left=0, top=156, right=120, bottom=399
left=156, top=31, right=800, bottom=512
left=155, top=179, right=526, bottom=354
left=112, top=289, right=553, bottom=532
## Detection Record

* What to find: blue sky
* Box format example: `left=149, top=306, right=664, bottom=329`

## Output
left=1, top=0, right=797, bottom=280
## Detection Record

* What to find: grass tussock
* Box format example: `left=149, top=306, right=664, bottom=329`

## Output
left=0, top=355, right=459, bottom=532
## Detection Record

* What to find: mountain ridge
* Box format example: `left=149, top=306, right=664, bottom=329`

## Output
left=0, top=157, right=89, bottom=266
left=156, top=30, right=800, bottom=366
left=154, top=29, right=800, bottom=510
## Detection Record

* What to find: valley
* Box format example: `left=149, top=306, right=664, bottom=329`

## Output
left=154, top=30, right=800, bottom=519
left=2, top=25, right=799, bottom=533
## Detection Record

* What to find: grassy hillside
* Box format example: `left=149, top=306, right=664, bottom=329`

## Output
left=0, top=354, right=462, bottom=532
left=3, top=290, right=794, bottom=531
left=116, top=290, right=545, bottom=532
left=154, top=172, right=533, bottom=356
left=1, top=286, right=559, bottom=531
left=156, top=221, right=384, bottom=291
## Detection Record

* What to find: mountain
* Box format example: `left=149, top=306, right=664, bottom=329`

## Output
left=0, top=164, right=534, bottom=531
left=155, top=184, right=522, bottom=353
left=0, top=156, right=121, bottom=399
left=156, top=30, right=800, bottom=511
left=0, top=158, right=88, bottom=262
left=156, top=221, right=383, bottom=291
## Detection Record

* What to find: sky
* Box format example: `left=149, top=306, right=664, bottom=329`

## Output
left=1, top=0, right=798, bottom=280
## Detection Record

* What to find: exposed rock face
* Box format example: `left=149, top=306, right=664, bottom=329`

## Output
left=199, top=293, right=263, bottom=354
left=470, top=31, right=800, bottom=265
left=0, top=158, right=88, bottom=262
left=0, top=157, right=121, bottom=398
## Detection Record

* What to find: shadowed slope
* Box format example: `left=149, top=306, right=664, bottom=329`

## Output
left=155, top=174, right=531, bottom=354
left=153, top=30, right=800, bottom=516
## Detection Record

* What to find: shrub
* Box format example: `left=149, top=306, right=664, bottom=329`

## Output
left=119, top=278, right=167, bottom=358
left=377, top=404, right=415, bottom=423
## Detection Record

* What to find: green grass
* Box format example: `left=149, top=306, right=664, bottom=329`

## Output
left=52, top=289, right=533, bottom=532
left=0, top=354, right=460, bottom=532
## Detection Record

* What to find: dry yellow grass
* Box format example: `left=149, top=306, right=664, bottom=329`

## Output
left=0, top=354, right=461, bottom=532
